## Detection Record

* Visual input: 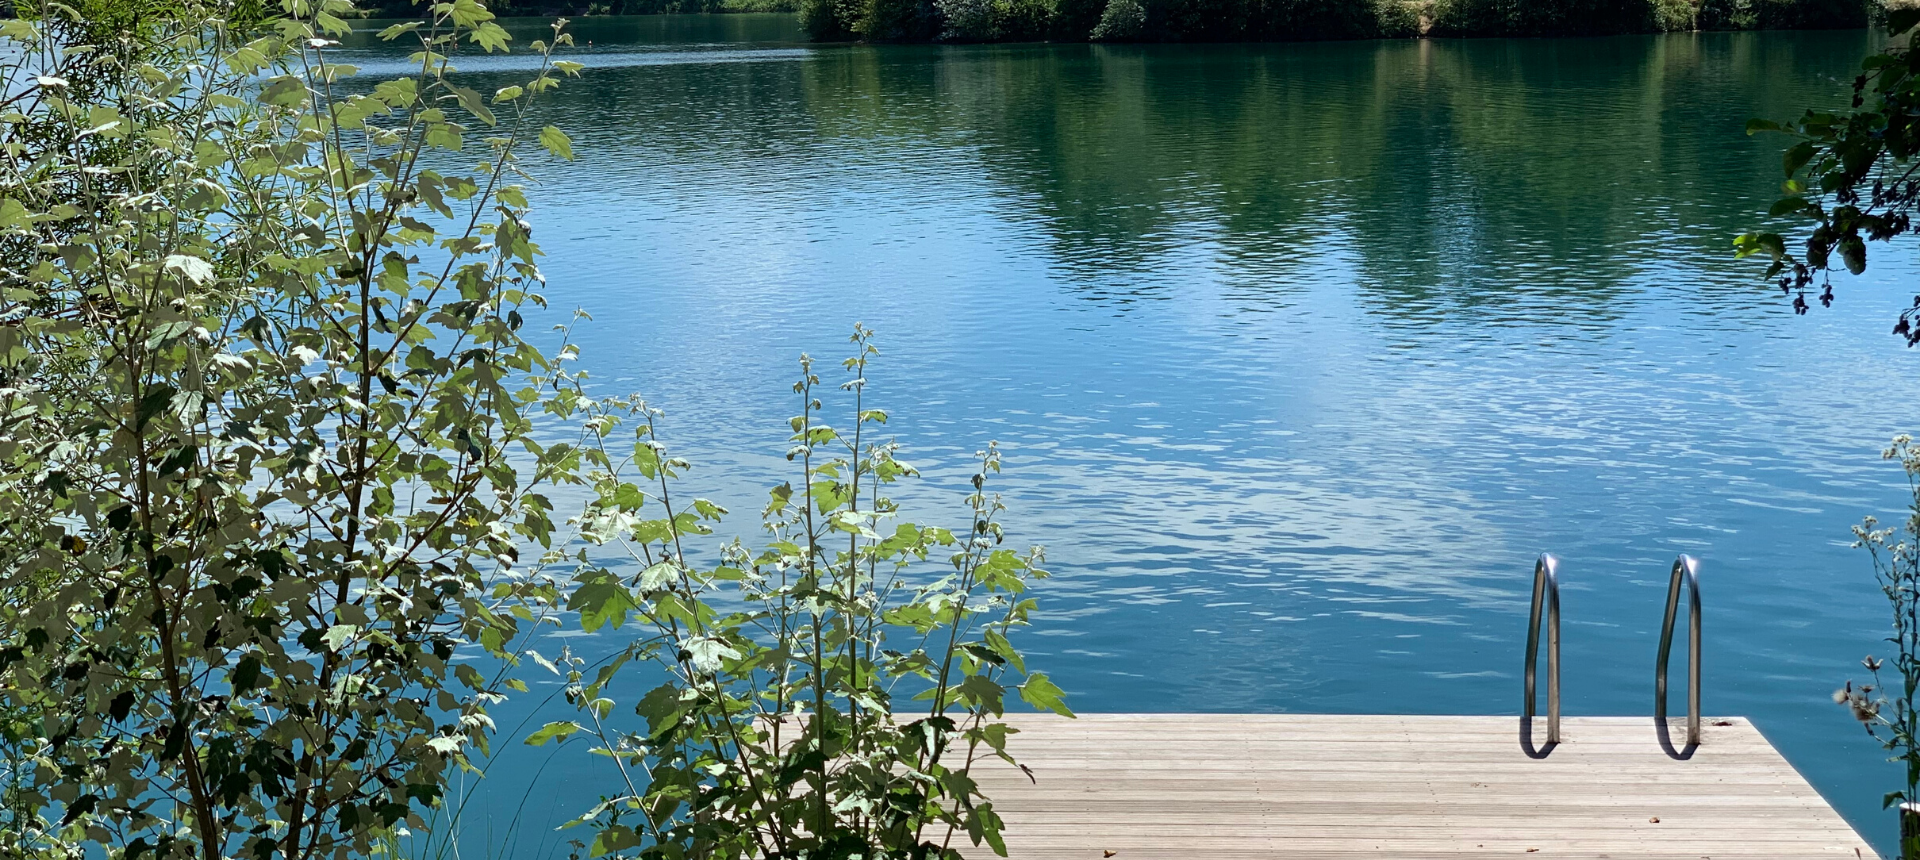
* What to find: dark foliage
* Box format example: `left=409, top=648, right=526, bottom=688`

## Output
left=859, top=0, right=941, bottom=39
left=345, top=0, right=1874, bottom=42
left=801, top=0, right=860, bottom=39
left=1739, top=7, right=1920, bottom=341
left=355, top=0, right=797, bottom=14
left=810, top=0, right=1877, bottom=43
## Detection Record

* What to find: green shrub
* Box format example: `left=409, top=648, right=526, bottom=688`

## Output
left=1429, top=0, right=1510, bottom=33
left=547, top=329, right=1069, bottom=860
left=1257, top=0, right=1385, bottom=38
left=802, top=0, right=862, bottom=40
left=0, top=1, right=598, bottom=857
left=797, top=0, right=1894, bottom=39
left=939, top=0, right=1001, bottom=39
left=1054, top=0, right=1111, bottom=37
left=1837, top=436, right=1920, bottom=854
left=1091, top=0, right=1149, bottom=38
left=1752, top=0, right=1870, bottom=28
left=859, top=0, right=943, bottom=39
left=1151, top=0, right=1259, bottom=40
left=1652, top=0, right=1696, bottom=29
left=1376, top=0, right=1429, bottom=35
left=1698, top=0, right=1866, bottom=28
left=0, top=4, right=1071, bottom=860
left=1694, top=0, right=1757, bottom=27
left=1533, top=0, right=1657, bottom=32
left=999, top=0, right=1063, bottom=39
left=1431, top=0, right=1658, bottom=34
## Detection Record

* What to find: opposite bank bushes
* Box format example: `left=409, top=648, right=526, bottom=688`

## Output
left=355, top=0, right=802, bottom=14
left=802, top=0, right=1873, bottom=42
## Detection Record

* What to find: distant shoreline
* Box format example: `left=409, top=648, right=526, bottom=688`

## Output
left=354, top=1, right=1887, bottom=43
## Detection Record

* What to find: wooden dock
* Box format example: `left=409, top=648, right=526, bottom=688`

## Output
left=971, top=714, right=1876, bottom=859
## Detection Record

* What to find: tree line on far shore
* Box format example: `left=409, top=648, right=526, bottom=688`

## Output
left=806, top=0, right=1873, bottom=44
left=342, top=0, right=1872, bottom=43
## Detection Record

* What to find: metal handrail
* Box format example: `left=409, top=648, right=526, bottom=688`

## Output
left=1525, top=553, right=1561, bottom=744
left=1655, top=554, right=1702, bottom=746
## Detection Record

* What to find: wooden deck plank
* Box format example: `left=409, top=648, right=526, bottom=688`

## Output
left=968, top=715, right=1876, bottom=859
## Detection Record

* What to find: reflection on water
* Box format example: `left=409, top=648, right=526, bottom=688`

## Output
left=339, top=19, right=1913, bottom=855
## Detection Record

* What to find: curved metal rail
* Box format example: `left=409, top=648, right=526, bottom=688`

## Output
left=1655, top=554, right=1702, bottom=747
left=1525, top=553, right=1562, bottom=744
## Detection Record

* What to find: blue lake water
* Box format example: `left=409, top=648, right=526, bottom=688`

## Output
left=340, top=17, right=1916, bottom=855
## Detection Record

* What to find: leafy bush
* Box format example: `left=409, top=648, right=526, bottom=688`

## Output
left=859, top=0, right=944, bottom=39
left=1376, top=0, right=1430, bottom=36
left=1053, top=0, right=1112, bottom=38
left=1839, top=435, right=1920, bottom=857
left=1695, top=0, right=1758, bottom=27
left=0, top=0, right=598, bottom=857
left=1736, top=8, right=1920, bottom=327
left=360, top=0, right=804, bottom=12
left=1431, top=0, right=1656, bottom=35
left=0, top=4, right=1070, bottom=860
left=1256, top=0, right=1387, bottom=38
left=998, top=0, right=1064, bottom=39
left=1652, top=0, right=1696, bottom=30
left=802, top=0, right=862, bottom=41
left=1751, top=0, right=1871, bottom=28
left=940, top=0, right=1002, bottom=39
left=1428, top=0, right=1513, bottom=34
left=1091, top=0, right=1149, bottom=38
left=1528, top=0, right=1657, bottom=33
left=536, top=328, right=1069, bottom=860
left=1149, top=0, right=1256, bottom=40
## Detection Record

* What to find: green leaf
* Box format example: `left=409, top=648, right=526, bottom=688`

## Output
left=590, top=825, right=641, bottom=857
left=540, top=125, right=574, bottom=161
left=449, top=85, right=496, bottom=126
left=0, top=198, right=31, bottom=230
left=568, top=571, right=637, bottom=632
left=1732, top=232, right=1786, bottom=261
left=163, top=254, right=215, bottom=285
left=1018, top=673, right=1073, bottom=717
left=259, top=75, right=307, bottom=107
left=59, top=793, right=97, bottom=825
left=980, top=804, right=1009, bottom=856
left=378, top=21, right=424, bottom=40
left=638, top=561, right=678, bottom=591
left=372, top=77, right=419, bottom=108
left=230, top=653, right=263, bottom=692
left=470, top=21, right=512, bottom=53
left=107, top=691, right=135, bottom=721
left=680, top=636, right=739, bottom=673
left=1783, top=140, right=1817, bottom=177
left=984, top=629, right=1025, bottom=674
left=524, top=721, right=584, bottom=746
left=316, top=11, right=351, bottom=36
left=321, top=624, right=358, bottom=652
left=957, top=674, right=1006, bottom=713
left=1841, top=234, right=1867, bottom=275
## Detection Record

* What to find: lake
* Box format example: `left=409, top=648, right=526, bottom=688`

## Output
left=338, top=17, right=1912, bottom=856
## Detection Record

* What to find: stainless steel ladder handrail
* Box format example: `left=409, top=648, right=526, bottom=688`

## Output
left=1655, top=554, right=1702, bottom=746
left=1525, top=553, right=1561, bottom=744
